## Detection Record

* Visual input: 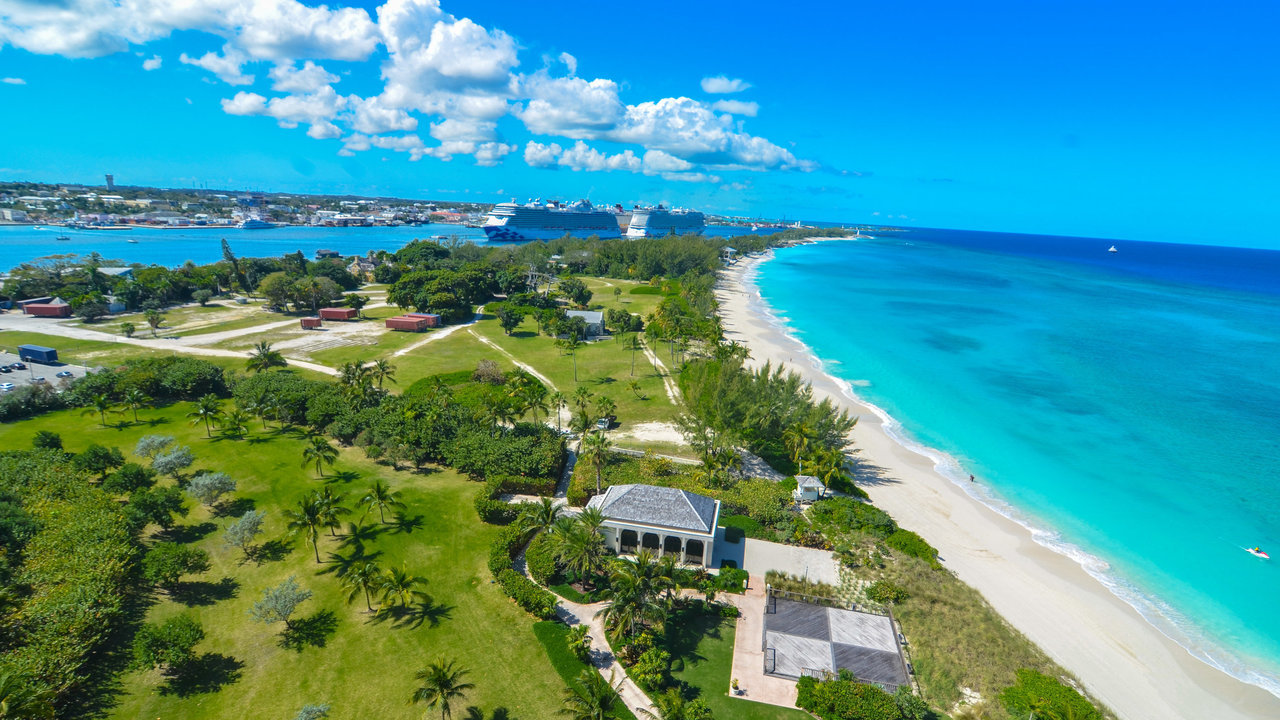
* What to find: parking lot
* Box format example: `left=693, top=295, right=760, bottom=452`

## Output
left=0, top=351, right=91, bottom=393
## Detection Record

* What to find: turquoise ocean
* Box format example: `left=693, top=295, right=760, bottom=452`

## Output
left=753, top=229, right=1280, bottom=697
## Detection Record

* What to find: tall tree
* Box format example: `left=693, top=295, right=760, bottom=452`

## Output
left=361, top=479, right=406, bottom=524
left=409, top=660, right=474, bottom=720
left=315, top=486, right=350, bottom=537
left=186, top=393, right=223, bottom=437
left=224, top=509, right=267, bottom=559
left=371, top=358, right=397, bottom=390
left=519, top=496, right=562, bottom=536
left=580, top=431, right=612, bottom=495
left=250, top=576, right=312, bottom=630
left=81, top=393, right=117, bottom=427
left=284, top=495, right=325, bottom=563
left=301, top=435, right=339, bottom=477
left=379, top=564, right=429, bottom=608
left=120, top=388, right=152, bottom=423
left=246, top=341, right=287, bottom=372
left=341, top=560, right=383, bottom=613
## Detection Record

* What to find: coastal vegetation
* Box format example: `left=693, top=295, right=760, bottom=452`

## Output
left=0, top=227, right=1106, bottom=720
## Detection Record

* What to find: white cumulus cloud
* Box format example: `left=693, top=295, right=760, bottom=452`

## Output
left=700, top=75, right=751, bottom=94
left=711, top=99, right=758, bottom=117
left=269, top=61, right=338, bottom=93
left=142, top=54, right=162, bottom=71
left=180, top=44, right=253, bottom=86
left=558, top=141, right=641, bottom=173
left=2, top=77, right=26, bottom=85
left=524, top=141, right=562, bottom=168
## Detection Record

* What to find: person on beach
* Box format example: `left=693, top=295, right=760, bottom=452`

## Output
left=970, top=474, right=975, bottom=482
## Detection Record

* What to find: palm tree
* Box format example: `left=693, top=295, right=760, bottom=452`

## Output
left=596, top=550, right=668, bottom=636
left=580, top=431, right=612, bottom=495
left=803, top=445, right=852, bottom=490
left=121, top=388, right=152, bottom=423
left=560, top=669, right=622, bottom=720
left=520, top=496, right=562, bottom=536
left=315, top=486, right=350, bottom=537
left=284, top=495, right=325, bottom=563
left=301, top=435, right=339, bottom=477
left=361, top=479, right=406, bottom=523
left=626, top=380, right=645, bottom=400
left=246, top=340, right=287, bottom=372
left=371, top=358, right=397, bottom=390
left=81, top=393, right=117, bottom=427
left=120, top=321, right=136, bottom=339
left=554, top=519, right=606, bottom=585
left=783, top=422, right=815, bottom=468
left=380, top=564, right=429, bottom=608
left=341, top=560, right=383, bottom=612
left=593, top=396, right=616, bottom=424
left=559, top=336, right=583, bottom=382
left=549, top=391, right=567, bottom=431
left=241, top=397, right=269, bottom=429
left=0, top=672, right=54, bottom=719
left=624, top=333, right=642, bottom=376
left=220, top=409, right=252, bottom=438
left=187, top=393, right=223, bottom=437
left=576, top=506, right=606, bottom=535
left=262, top=397, right=284, bottom=429
left=642, top=688, right=701, bottom=720
left=339, top=362, right=372, bottom=400
left=571, top=387, right=594, bottom=417
left=143, top=308, right=164, bottom=337
left=409, top=660, right=474, bottom=720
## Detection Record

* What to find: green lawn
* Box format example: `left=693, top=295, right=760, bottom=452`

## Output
left=666, top=609, right=809, bottom=720
left=0, top=405, right=570, bottom=720
left=472, top=315, right=677, bottom=427
left=531, top=622, right=635, bottom=720
left=0, top=329, right=168, bottom=366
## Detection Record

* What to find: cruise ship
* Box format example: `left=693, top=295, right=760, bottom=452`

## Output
left=236, top=217, right=275, bottom=230
left=482, top=199, right=622, bottom=242
left=625, top=205, right=706, bottom=238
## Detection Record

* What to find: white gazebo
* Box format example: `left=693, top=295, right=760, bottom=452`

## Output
left=794, top=475, right=827, bottom=503
left=588, top=484, right=720, bottom=566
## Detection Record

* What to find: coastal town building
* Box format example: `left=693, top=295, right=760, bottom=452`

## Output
left=565, top=309, right=606, bottom=337
left=587, top=484, right=720, bottom=567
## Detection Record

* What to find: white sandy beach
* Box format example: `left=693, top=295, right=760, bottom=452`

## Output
left=717, top=247, right=1280, bottom=720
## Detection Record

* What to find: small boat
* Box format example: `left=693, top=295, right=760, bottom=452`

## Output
left=1108, top=245, right=1118, bottom=253
left=55, top=235, right=70, bottom=241
left=127, top=239, right=139, bottom=243
left=1246, top=547, right=1270, bottom=559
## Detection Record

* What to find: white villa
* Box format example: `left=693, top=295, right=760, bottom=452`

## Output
left=587, top=484, right=720, bottom=567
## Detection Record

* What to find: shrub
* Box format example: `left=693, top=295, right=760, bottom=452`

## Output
left=491, top=474, right=557, bottom=496
left=886, top=529, right=939, bottom=566
left=765, top=570, right=837, bottom=599
left=630, top=647, right=670, bottom=692
left=796, top=674, right=904, bottom=720
left=714, top=567, right=749, bottom=593
left=0, top=384, right=68, bottom=422
left=1000, top=669, right=1101, bottom=720
left=186, top=471, right=236, bottom=507
left=103, top=462, right=157, bottom=494
left=488, top=523, right=528, bottom=576
left=447, top=423, right=566, bottom=479
left=142, top=542, right=210, bottom=588
left=31, top=431, right=62, bottom=450
left=525, top=532, right=560, bottom=585
left=496, top=569, right=558, bottom=619
left=472, top=359, right=506, bottom=385
left=865, top=580, right=910, bottom=605
left=810, top=496, right=897, bottom=538
left=132, top=615, right=205, bottom=670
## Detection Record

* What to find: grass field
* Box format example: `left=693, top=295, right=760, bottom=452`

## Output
left=666, top=609, right=810, bottom=720
left=0, top=405, right=570, bottom=720
left=0, top=329, right=169, bottom=366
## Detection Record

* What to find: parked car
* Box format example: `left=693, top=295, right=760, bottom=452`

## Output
left=0, top=365, right=10, bottom=373
left=595, top=418, right=611, bottom=431
left=0, top=382, right=13, bottom=391
left=31, top=376, right=46, bottom=384
left=55, top=370, right=73, bottom=378
left=10, top=362, right=26, bottom=370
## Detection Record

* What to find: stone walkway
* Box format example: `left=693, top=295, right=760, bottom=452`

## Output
left=723, top=578, right=801, bottom=708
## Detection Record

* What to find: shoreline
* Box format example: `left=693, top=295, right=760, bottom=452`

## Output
left=716, top=243, right=1280, bottom=720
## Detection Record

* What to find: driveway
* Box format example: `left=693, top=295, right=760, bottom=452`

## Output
left=713, top=532, right=839, bottom=585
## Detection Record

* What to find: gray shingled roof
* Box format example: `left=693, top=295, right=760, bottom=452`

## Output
left=566, top=309, right=604, bottom=324
left=587, top=484, right=718, bottom=534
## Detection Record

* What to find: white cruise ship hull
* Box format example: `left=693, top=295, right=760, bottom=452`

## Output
left=625, top=226, right=705, bottom=239
left=483, top=225, right=620, bottom=242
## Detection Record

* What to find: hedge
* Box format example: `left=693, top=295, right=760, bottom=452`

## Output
left=488, top=523, right=527, bottom=576
left=796, top=674, right=904, bottom=720
left=497, top=569, right=558, bottom=619
left=491, top=474, right=558, bottom=496
left=526, top=532, right=560, bottom=586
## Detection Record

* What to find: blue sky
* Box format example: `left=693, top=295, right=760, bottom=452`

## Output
left=2, top=1, right=1279, bottom=248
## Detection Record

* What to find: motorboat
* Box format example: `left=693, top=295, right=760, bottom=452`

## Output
left=1246, top=547, right=1270, bottom=559
left=1108, top=245, right=1118, bottom=253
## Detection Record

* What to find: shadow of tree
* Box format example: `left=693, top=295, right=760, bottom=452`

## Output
left=249, top=538, right=293, bottom=565
left=279, top=609, right=339, bottom=652
left=464, top=707, right=514, bottom=720
left=326, top=470, right=361, bottom=484
left=155, top=521, right=217, bottom=544
left=159, top=653, right=244, bottom=697
left=214, top=496, right=255, bottom=518
left=388, top=512, right=425, bottom=535
left=169, top=576, right=239, bottom=607
left=321, top=548, right=383, bottom=578
left=370, top=597, right=453, bottom=630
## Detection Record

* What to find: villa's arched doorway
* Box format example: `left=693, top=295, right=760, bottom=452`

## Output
left=685, top=538, right=705, bottom=565
left=641, top=533, right=661, bottom=552
left=663, top=536, right=683, bottom=558
left=619, top=529, right=639, bottom=553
